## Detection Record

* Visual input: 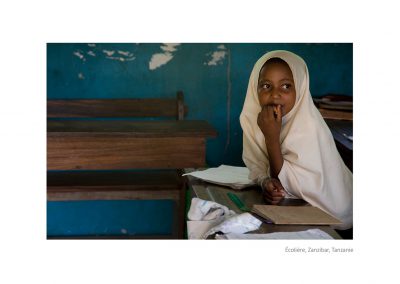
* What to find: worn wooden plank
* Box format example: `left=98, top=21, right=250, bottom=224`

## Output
left=47, top=136, right=206, bottom=170
left=318, top=108, right=352, bottom=120
left=47, top=189, right=180, bottom=201
left=47, top=98, right=188, bottom=118
left=47, top=170, right=182, bottom=187
left=47, top=170, right=183, bottom=201
left=47, top=120, right=218, bottom=138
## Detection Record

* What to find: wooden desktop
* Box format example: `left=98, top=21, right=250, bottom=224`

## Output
left=184, top=169, right=342, bottom=239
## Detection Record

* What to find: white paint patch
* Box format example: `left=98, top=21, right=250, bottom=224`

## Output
left=117, top=50, right=132, bottom=57
left=149, top=52, right=173, bottom=70
left=88, top=43, right=96, bottom=47
left=106, top=56, right=135, bottom=62
left=106, top=56, right=124, bottom=61
left=87, top=51, right=96, bottom=57
left=78, top=72, right=85, bottom=79
left=160, top=43, right=180, bottom=52
left=205, top=50, right=226, bottom=66
left=103, top=49, right=115, bottom=56
left=104, top=49, right=136, bottom=62
left=149, top=43, right=180, bottom=70
left=121, top=228, right=128, bottom=234
left=217, top=44, right=226, bottom=50
left=73, top=50, right=86, bottom=61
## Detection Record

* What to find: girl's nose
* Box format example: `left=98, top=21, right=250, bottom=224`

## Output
left=272, top=90, right=281, bottom=99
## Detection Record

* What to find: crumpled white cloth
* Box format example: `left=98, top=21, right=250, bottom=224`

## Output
left=187, top=198, right=262, bottom=239
left=187, top=197, right=236, bottom=221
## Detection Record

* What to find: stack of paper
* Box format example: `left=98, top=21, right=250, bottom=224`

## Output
left=183, top=165, right=255, bottom=189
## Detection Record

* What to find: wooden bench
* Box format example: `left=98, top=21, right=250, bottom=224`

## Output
left=47, top=91, right=217, bottom=239
left=47, top=91, right=187, bottom=119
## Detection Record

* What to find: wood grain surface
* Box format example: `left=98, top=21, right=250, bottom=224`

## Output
left=47, top=136, right=206, bottom=170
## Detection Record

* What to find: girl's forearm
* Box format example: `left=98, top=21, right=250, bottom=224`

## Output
left=265, top=139, right=283, bottom=178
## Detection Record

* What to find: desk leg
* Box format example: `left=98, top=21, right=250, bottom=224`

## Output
left=174, top=170, right=186, bottom=239
left=170, top=170, right=186, bottom=239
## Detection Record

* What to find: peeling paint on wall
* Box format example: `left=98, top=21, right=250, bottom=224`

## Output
left=205, top=44, right=227, bottom=66
left=160, top=43, right=180, bottom=52
left=74, top=45, right=137, bottom=64
left=207, top=51, right=226, bottom=65
left=73, top=50, right=86, bottom=61
left=103, top=50, right=115, bottom=57
left=106, top=56, right=135, bottom=62
left=149, top=53, right=173, bottom=70
left=78, top=72, right=85, bottom=80
left=117, top=50, right=132, bottom=57
left=149, top=43, right=180, bottom=70
left=101, top=49, right=136, bottom=61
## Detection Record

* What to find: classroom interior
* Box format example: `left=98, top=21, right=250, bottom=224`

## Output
left=46, top=43, right=353, bottom=239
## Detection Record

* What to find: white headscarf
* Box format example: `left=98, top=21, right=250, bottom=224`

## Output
left=240, top=50, right=353, bottom=230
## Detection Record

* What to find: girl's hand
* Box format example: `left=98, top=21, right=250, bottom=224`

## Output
left=257, top=104, right=282, bottom=142
left=262, top=178, right=285, bottom=205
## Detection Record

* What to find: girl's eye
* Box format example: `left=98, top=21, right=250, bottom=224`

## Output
left=282, top=83, right=292, bottom=90
left=260, top=83, right=271, bottom=89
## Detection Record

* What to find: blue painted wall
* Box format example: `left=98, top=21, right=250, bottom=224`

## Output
left=47, top=200, right=174, bottom=236
left=47, top=43, right=353, bottom=237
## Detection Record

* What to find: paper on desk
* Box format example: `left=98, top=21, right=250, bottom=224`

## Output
left=187, top=197, right=261, bottom=239
left=187, top=218, right=224, bottom=239
left=187, top=197, right=236, bottom=239
left=215, top=228, right=334, bottom=240
left=183, top=165, right=255, bottom=189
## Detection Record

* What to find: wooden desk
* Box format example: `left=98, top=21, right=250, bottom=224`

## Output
left=47, top=120, right=217, bottom=238
left=185, top=170, right=341, bottom=239
left=48, top=120, right=217, bottom=170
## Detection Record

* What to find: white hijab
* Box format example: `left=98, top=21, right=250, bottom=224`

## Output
left=240, top=50, right=353, bottom=230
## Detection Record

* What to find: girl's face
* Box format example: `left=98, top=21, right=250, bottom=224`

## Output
left=257, top=60, right=296, bottom=116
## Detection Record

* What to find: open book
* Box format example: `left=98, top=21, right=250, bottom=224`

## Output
left=252, top=205, right=341, bottom=225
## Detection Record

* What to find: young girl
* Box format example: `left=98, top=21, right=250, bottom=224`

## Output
left=240, top=50, right=353, bottom=230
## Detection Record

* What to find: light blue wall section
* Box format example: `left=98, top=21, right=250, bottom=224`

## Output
left=47, top=43, right=352, bottom=236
